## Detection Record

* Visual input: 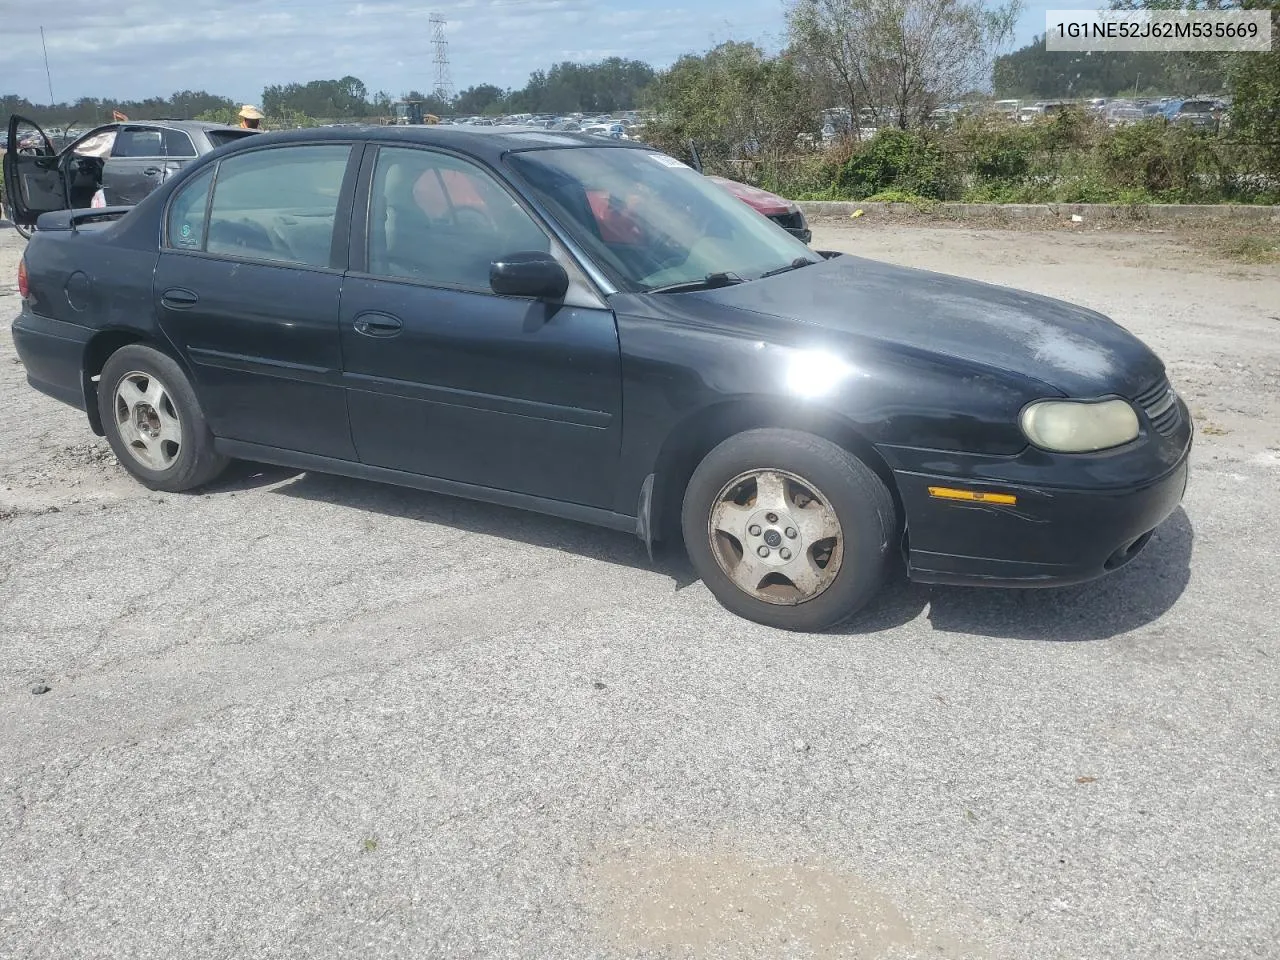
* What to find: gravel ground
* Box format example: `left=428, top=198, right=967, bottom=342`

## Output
left=1, top=218, right=1278, bottom=960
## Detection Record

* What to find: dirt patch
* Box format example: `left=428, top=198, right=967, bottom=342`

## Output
left=810, top=211, right=1280, bottom=268
left=587, top=843, right=980, bottom=959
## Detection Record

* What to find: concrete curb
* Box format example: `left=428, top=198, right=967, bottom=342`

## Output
left=797, top=200, right=1280, bottom=221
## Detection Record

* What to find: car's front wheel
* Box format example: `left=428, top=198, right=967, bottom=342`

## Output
left=97, top=344, right=228, bottom=492
left=681, top=429, right=897, bottom=631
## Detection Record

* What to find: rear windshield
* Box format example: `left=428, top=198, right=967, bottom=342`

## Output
left=1180, top=101, right=1215, bottom=112
left=206, top=130, right=260, bottom=148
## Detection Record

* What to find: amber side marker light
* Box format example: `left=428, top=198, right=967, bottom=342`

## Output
left=928, top=486, right=1017, bottom=506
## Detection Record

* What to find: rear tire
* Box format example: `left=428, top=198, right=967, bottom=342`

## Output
left=681, top=429, right=897, bottom=631
left=97, top=344, right=228, bottom=492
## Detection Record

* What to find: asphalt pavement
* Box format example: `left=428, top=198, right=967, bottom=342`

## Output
left=1, top=219, right=1277, bottom=959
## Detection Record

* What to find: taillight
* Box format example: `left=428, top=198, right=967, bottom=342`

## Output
left=17, top=258, right=29, bottom=299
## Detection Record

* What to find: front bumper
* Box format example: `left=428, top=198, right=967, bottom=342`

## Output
left=881, top=422, right=1192, bottom=588
left=766, top=210, right=812, bottom=244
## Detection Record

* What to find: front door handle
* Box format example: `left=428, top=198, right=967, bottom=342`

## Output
left=353, top=313, right=403, bottom=338
left=143, top=167, right=162, bottom=177
left=161, top=288, right=199, bottom=309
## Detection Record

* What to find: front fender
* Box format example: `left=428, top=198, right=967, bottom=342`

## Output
left=613, top=302, right=1049, bottom=530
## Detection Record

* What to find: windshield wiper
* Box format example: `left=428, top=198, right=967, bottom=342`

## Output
left=759, top=257, right=818, bottom=279
left=647, top=272, right=746, bottom=295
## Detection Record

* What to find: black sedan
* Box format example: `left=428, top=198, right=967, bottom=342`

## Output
left=3, top=115, right=255, bottom=236
left=10, top=126, right=1191, bottom=630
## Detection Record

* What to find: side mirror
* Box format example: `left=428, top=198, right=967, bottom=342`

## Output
left=490, top=251, right=569, bottom=300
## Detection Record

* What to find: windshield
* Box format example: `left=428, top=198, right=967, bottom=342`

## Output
left=506, top=147, right=814, bottom=293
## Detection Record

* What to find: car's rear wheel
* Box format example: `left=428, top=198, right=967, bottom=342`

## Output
left=681, top=429, right=897, bottom=631
left=97, top=344, right=228, bottom=492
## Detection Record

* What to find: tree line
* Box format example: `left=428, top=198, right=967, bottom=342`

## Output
left=0, top=57, right=657, bottom=130
left=994, top=40, right=1231, bottom=98
left=0, top=90, right=239, bottom=128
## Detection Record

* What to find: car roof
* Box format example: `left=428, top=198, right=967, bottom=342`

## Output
left=217, top=123, right=648, bottom=163
left=120, top=119, right=244, bottom=132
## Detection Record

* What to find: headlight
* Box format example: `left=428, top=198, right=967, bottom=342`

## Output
left=1020, top=398, right=1140, bottom=453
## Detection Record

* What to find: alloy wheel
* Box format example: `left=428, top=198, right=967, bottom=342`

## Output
left=707, top=468, right=844, bottom=605
left=113, top=371, right=182, bottom=471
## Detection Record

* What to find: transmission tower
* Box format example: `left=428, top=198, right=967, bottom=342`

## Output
left=430, top=14, right=454, bottom=103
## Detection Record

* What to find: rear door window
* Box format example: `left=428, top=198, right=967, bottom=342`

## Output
left=111, top=127, right=164, bottom=158
left=204, top=144, right=352, bottom=267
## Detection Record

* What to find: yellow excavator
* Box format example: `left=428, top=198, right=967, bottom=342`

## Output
left=392, top=101, right=440, bottom=125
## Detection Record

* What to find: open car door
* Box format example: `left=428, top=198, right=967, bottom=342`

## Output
left=3, top=115, right=70, bottom=233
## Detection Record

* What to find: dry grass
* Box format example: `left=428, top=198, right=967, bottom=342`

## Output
left=811, top=209, right=1280, bottom=268
left=1209, top=227, right=1280, bottom=265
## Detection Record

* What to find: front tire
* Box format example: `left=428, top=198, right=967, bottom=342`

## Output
left=681, top=429, right=897, bottom=631
left=97, top=344, right=228, bottom=492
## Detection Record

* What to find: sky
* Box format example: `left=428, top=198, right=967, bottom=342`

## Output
left=1, top=0, right=1054, bottom=106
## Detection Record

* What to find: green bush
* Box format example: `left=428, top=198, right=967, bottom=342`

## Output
left=964, top=123, right=1039, bottom=182
left=719, top=111, right=1273, bottom=207
left=1098, top=120, right=1202, bottom=197
left=831, top=129, right=955, bottom=200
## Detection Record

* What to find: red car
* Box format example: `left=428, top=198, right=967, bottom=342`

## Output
left=707, top=176, right=811, bottom=243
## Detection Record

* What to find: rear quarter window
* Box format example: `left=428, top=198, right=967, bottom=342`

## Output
left=166, top=166, right=214, bottom=250
left=162, top=129, right=197, bottom=158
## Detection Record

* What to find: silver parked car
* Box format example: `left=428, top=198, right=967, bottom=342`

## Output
left=4, top=115, right=255, bottom=237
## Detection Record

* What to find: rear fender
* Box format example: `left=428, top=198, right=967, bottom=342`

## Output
left=81, top=327, right=199, bottom=436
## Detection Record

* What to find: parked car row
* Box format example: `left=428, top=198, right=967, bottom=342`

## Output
left=1002, top=95, right=1230, bottom=130
left=445, top=113, right=644, bottom=141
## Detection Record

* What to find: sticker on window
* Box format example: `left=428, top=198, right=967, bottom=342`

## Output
left=176, top=222, right=200, bottom=247
left=648, top=154, right=690, bottom=169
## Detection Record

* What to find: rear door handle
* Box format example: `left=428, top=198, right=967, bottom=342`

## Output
left=353, top=313, right=403, bottom=338
left=143, top=167, right=163, bottom=177
left=161, top=288, right=199, bottom=309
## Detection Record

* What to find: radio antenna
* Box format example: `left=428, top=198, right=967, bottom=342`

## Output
left=40, top=26, right=56, bottom=106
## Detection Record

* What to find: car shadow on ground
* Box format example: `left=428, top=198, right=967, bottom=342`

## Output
left=202, top=460, right=304, bottom=494
left=229, top=464, right=1193, bottom=643
left=256, top=467, right=692, bottom=580
left=841, top=506, right=1195, bottom=643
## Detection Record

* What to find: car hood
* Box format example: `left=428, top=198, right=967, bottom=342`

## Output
left=706, top=176, right=794, bottom=216
left=690, top=255, right=1165, bottom=398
